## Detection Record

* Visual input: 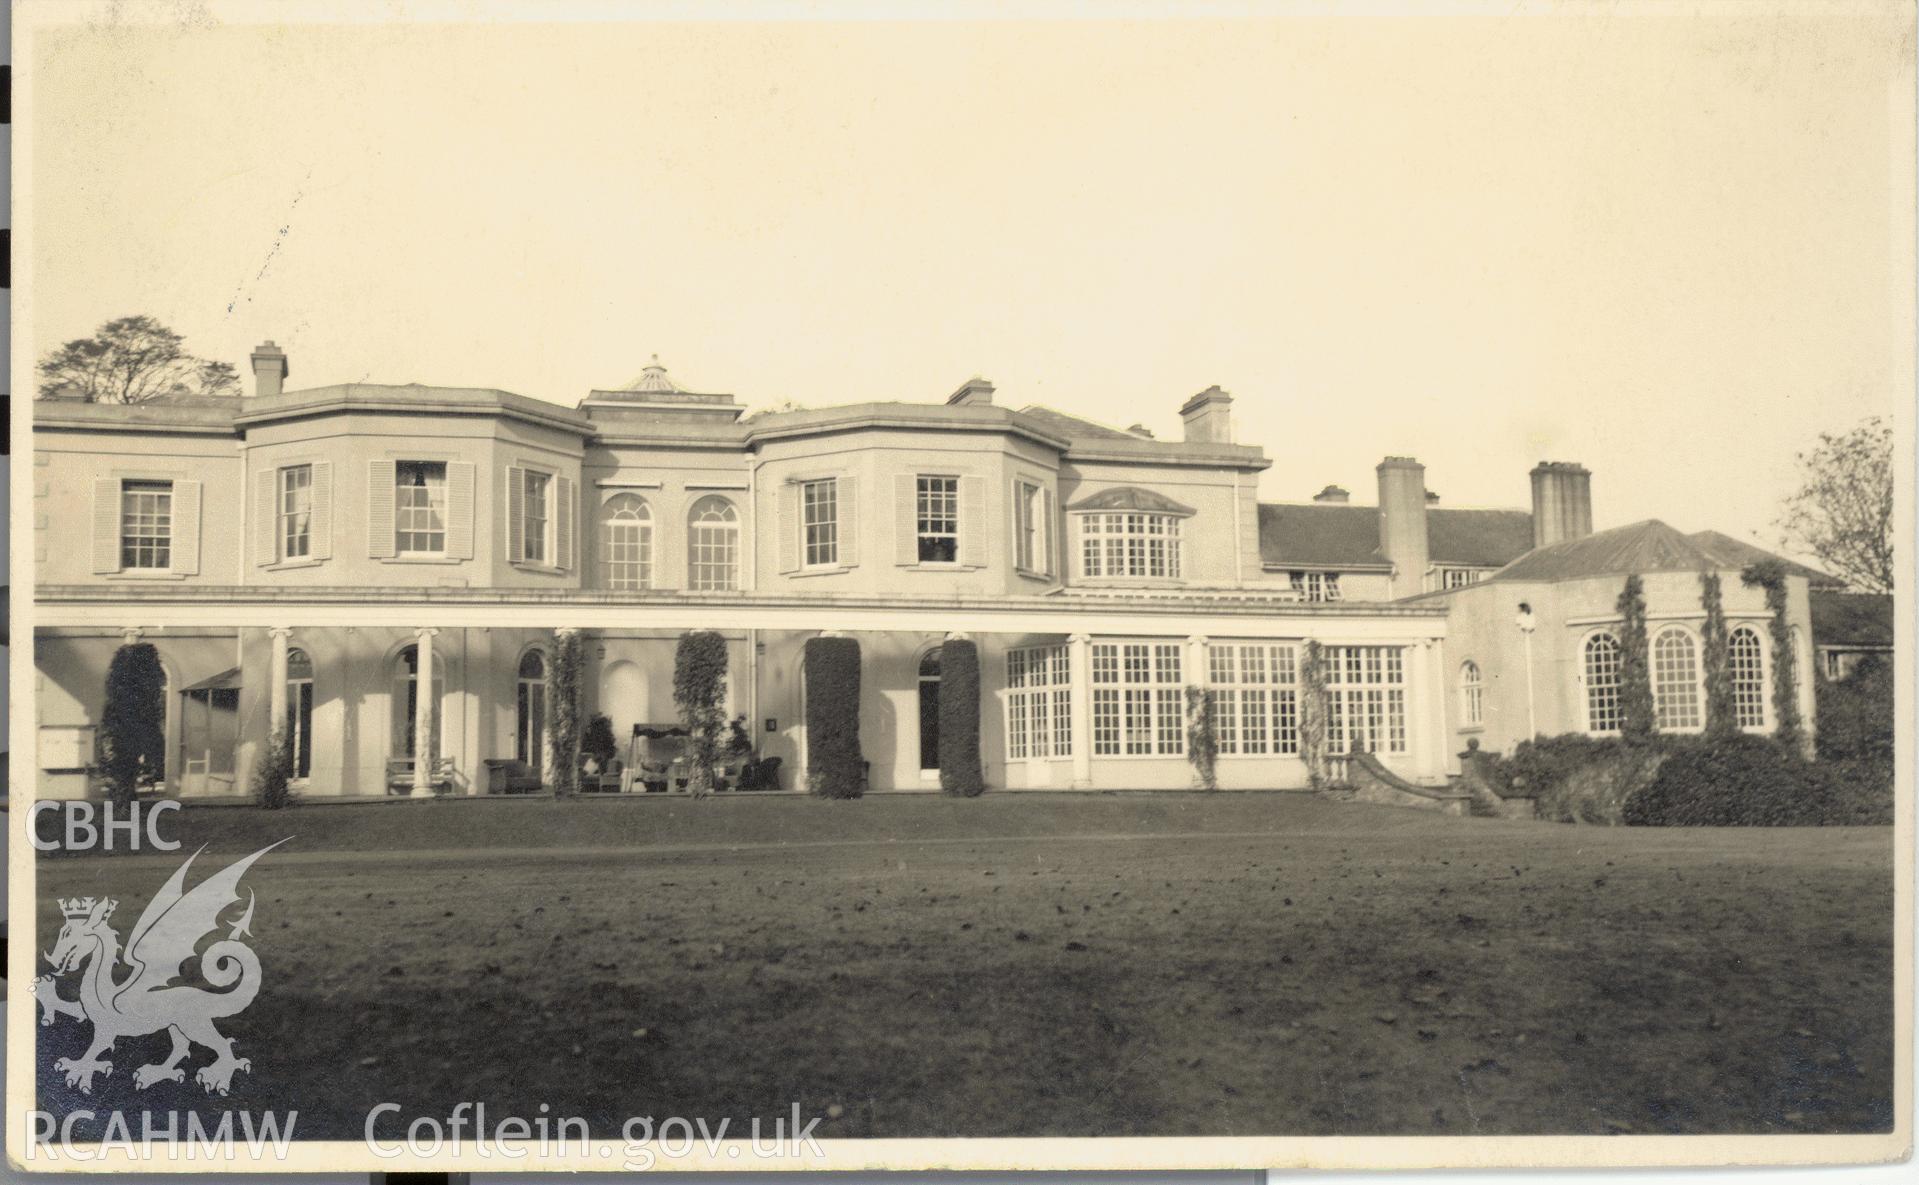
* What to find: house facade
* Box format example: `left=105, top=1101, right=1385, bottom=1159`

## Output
left=29, top=344, right=1823, bottom=799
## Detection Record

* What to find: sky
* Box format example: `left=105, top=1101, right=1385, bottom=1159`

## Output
left=14, top=1, right=1914, bottom=553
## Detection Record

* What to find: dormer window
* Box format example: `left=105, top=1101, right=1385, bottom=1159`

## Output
left=1289, top=571, right=1341, bottom=602
left=1068, top=487, right=1194, bottom=581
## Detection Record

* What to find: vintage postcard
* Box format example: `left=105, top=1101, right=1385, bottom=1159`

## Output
left=6, top=0, right=1913, bottom=1174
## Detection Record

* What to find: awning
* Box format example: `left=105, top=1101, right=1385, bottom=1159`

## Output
left=179, top=667, right=242, bottom=693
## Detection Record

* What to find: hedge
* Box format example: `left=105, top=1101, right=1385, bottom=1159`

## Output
left=804, top=636, right=865, bottom=798
left=936, top=638, right=985, bottom=797
left=252, top=723, right=296, bottom=810
left=1815, top=655, right=1893, bottom=825
left=1493, top=733, right=1666, bottom=824
left=101, top=643, right=168, bottom=804
left=1622, top=733, right=1838, bottom=827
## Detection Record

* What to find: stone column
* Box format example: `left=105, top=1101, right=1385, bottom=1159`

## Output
left=413, top=627, right=438, bottom=796
left=268, top=627, right=293, bottom=740
left=1068, top=632, right=1094, bottom=789
left=120, top=627, right=144, bottom=645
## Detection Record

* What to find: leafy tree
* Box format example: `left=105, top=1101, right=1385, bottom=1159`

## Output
left=37, top=315, right=240, bottom=403
left=1616, top=575, right=1655, bottom=740
left=1778, top=417, right=1893, bottom=593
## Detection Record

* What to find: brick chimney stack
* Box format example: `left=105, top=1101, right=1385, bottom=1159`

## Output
left=251, top=341, right=289, bottom=399
left=1377, top=456, right=1430, bottom=599
left=1179, top=385, right=1234, bottom=444
left=1529, top=462, right=1594, bottom=549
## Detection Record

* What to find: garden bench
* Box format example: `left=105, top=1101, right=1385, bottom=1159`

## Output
left=386, top=757, right=456, bottom=796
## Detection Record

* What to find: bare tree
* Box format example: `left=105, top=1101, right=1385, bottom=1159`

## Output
left=36, top=315, right=240, bottom=403
left=1778, top=417, right=1893, bottom=593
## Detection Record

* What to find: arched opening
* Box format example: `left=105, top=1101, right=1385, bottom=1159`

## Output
left=391, top=644, right=445, bottom=761
left=1652, top=627, right=1702, bottom=731
left=918, top=647, right=942, bottom=772
left=599, top=659, right=648, bottom=751
left=517, top=649, right=548, bottom=772
left=287, top=647, right=314, bottom=780
left=688, top=496, right=740, bottom=591
left=1729, top=626, right=1767, bottom=730
left=1459, top=659, right=1483, bottom=728
left=1584, top=632, right=1622, bottom=734
left=602, top=494, right=652, bottom=590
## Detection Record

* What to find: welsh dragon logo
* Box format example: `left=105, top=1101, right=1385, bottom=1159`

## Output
left=36, top=842, right=286, bottom=1097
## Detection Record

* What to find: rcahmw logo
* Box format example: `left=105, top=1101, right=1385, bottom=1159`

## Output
left=38, top=842, right=289, bottom=1097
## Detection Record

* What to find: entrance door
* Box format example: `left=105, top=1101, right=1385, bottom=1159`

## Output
left=179, top=687, right=239, bottom=796
left=918, top=648, right=941, bottom=773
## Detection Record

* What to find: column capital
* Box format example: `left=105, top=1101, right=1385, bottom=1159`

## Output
left=268, top=626, right=295, bottom=640
left=1068, top=632, right=1093, bottom=646
left=1187, top=634, right=1209, bottom=647
left=944, top=631, right=973, bottom=643
left=554, top=626, right=582, bottom=638
left=119, top=627, right=145, bottom=644
left=414, top=626, right=440, bottom=641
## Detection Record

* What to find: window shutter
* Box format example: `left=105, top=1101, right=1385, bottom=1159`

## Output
left=367, top=460, right=396, bottom=559
left=506, top=466, right=525, bottom=563
left=310, top=462, right=334, bottom=561
left=445, top=462, right=474, bottom=560
left=958, top=475, right=985, bottom=568
left=1042, top=487, right=1057, bottom=576
left=838, top=475, right=859, bottom=567
left=556, top=476, right=576, bottom=571
left=255, top=470, right=278, bottom=567
left=895, top=474, right=918, bottom=565
left=777, top=482, right=799, bottom=573
left=92, top=478, right=121, bottom=574
left=173, top=480, right=202, bottom=575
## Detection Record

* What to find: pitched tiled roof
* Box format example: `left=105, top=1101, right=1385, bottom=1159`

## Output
left=1687, top=530, right=1840, bottom=587
left=1489, top=519, right=1816, bottom=584
left=1016, top=406, right=1154, bottom=443
left=1256, top=503, right=1534, bottom=570
left=1810, top=591, right=1893, bottom=648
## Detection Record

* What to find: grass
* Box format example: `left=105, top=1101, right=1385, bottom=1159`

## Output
left=32, top=792, right=1895, bottom=1140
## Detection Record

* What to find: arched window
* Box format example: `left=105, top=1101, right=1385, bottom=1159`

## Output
left=602, top=494, right=652, bottom=590
left=688, top=496, right=740, bottom=591
left=517, top=649, right=548, bottom=772
left=286, top=647, right=314, bottom=780
left=1729, top=626, right=1767, bottom=729
left=917, top=648, right=942, bottom=772
left=392, top=645, right=444, bottom=759
left=1459, top=660, right=1484, bottom=728
left=1652, top=627, right=1702, bottom=731
left=1584, top=632, right=1623, bottom=734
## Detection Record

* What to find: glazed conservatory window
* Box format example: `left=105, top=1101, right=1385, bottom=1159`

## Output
left=1652, top=627, right=1703, bottom=731
left=1092, top=642, right=1184, bottom=756
left=394, top=462, right=447, bottom=555
left=279, top=465, right=313, bottom=560
left=1005, top=644, right=1073, bottom=760
left=1460, top=660, right=1484, bottom=727
left=688, top=496, right=740, bottom=591
left=1080, top=513, right=1181, bottom=579
left=601, top=494, right=652, bottom=590
left=1206, top=642, right=1301, bottom=756
left=1730, top=626, right=1767, bottom=729
left=1323, top=645, right=1407, bottom=756
left=1584, top=632, right=1623, bottom=733
left=120, top=480, right=173, bottom=570
left=915, top=476, right=959, bottom=563
left=801, top=479, right=839, bottom=568
left=1289, top=571, right=1341, bottom=602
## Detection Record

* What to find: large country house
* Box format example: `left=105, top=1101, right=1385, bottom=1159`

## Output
left=30, top=345, right=1827, bottom=798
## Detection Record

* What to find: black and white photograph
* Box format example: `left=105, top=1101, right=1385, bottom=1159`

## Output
left=5, top=0, right=1912, bottom=1174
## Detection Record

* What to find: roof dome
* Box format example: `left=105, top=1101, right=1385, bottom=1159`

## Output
left=621, top=355, right=682, bottom=393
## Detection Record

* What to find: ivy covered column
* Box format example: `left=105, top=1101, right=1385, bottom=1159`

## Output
left=412, top=627, right=437, bottom=796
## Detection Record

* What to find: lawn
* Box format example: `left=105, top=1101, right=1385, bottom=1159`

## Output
left=31, top=793, right=1895, bottom=1140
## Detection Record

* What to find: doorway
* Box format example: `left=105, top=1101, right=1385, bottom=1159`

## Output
left=918, top=647, right=941, bottom=774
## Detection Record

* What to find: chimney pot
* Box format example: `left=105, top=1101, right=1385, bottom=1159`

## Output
left=1312, top=484, right=1351, bottom=504
left=250, top=340, right=289, bottom=399
left=946, top=377, right=995, bottom=407
left=1179, top=385, right=1234, bottom=444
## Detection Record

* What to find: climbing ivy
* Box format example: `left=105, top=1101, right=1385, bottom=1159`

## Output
left=1616, top=575, right=1655, bottom=740
left=1300, top=641, right=1330, bottom=789
left=1699, top=571, right=1737, bottom=738
left=1741, top=560, right=1803, bottom=749
left=1184, top=685, right=1219, bottom=791
left=547, top=630, right=587, bottom=796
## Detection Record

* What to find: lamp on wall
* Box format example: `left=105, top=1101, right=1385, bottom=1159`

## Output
left=1514, top=602, right=1538, bottom=740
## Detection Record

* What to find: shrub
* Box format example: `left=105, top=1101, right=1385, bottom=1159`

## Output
left=1494, top=733, right=1667, bottom=824
left=101, top=643, right=168, bottom=804
left=674, top=631, right=730, bottom=797
left=1623, top=733, right=1836, bottom=827
left=547, top=631, right=587, bottom=795
left=803, top=636, right=864, bottom=798
left=1185, top=685, right=1219, bottom=791
left=1816, top=655, right=1893, bottom=825
left=725, top=714, right=754, bottom=760
left=581, top=713, right=619, bottom=774
left=252, top=722, right=296, bottom=810
left=937, top=638, right=985, bottom=797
